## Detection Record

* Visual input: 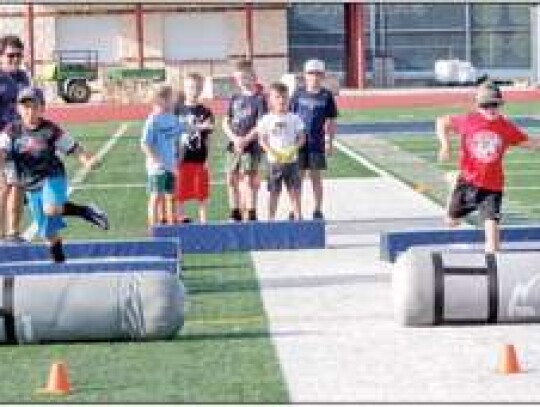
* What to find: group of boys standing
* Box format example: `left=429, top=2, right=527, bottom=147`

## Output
left=141, top=57, right=338, bottom=227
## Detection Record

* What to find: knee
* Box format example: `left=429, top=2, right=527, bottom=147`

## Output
left=227, top=173, right=239, bottom=188
left=44, top=205, right=62, bottom=217
left=444, top=216, right=461, bottom=227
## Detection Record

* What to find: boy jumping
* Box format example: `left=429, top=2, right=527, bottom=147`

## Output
left=437, top=81, right=540, bottom=253
left=254, top=83, right=305, bottom=220
left=0, top=86, right=109, bottom=262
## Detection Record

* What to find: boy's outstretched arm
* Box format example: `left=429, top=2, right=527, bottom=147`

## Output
left=73, top=145, right=99, bottom=170
left=519, top=137, right=540, bottom=150
left=436, top=115, right=454, bottom=162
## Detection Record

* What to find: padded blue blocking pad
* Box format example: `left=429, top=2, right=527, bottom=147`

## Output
left=152, top=220, right=326, bottom=253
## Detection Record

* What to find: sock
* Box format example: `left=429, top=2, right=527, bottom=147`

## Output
left=230, top=208, right=242, bottom=221
left=248, top=209, right=257, bottom=221
left=63, top=201, right=89, bottom=219
left=49, top=240, right=66, bottom=263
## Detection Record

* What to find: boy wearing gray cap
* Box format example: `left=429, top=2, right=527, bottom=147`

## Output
left=437, top=81, right=540, bottom=253
left=0, top=86, right=109, bottom=262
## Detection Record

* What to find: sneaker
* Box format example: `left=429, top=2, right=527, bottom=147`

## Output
left=50, top=240, right=66, bottom=263
left=313, top=210, right=324, bottom=220
left=177, top=217, right=192, bottom=224
left=288, top=211, right=295, bottom=221
left=247, top=209, right=257, bottom=222
left=86, top=203, right=110, bottom=230
left=230, top=208, right=243, bottom=222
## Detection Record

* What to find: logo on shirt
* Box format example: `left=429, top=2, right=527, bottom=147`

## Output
left=467, top=131, right=503, bottom=164
left=20, top=136, right=46, bottom=155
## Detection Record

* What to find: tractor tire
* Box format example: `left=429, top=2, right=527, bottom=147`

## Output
left=65, top=79, right=91, bottom=103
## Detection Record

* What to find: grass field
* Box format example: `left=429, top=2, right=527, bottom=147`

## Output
left=4, top=116, right=375, bottom=403
left=338, top=101, right=540, bottom=224
left=6, top=99, right=540, bottom=402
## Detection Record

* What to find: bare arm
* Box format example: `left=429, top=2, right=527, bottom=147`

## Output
left=519, top=137, right=540, bottom=150
left=324, top=118, right=336, bottom=155
left=436, top=115, right=455, bottom=162
left=73, top=144, right=98, bottom=170
left=140, top=142, right=161, bottom=167
left=297, top=131, right=306, bottom=149
left=222, top=116, right=236, bottom=143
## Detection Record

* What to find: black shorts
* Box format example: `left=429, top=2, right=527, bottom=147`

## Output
left=267, top=162, right=301, bottom=194
left=298, top=150, right=327, bottom=171
left=448, top=178, right=502, bottom=222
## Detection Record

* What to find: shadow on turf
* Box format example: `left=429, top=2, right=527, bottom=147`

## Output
left=178, top=329, right=314, bottom=342
left=186, top=273, right=389, bottom=295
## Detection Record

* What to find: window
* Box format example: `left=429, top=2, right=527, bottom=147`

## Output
left=470, top=4, right=530, bottom=69
left=163, top=13, right=230, bottom=61
left=287, top=4, right=345, bottom=80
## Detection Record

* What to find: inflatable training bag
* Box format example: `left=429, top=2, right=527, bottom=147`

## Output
left=393, top=247, right=540, bottom=326
left=0, top=272, right=184, bottom=344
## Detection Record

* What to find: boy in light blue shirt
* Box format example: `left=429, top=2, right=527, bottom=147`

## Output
left=141, top=85, right=185, bottom=228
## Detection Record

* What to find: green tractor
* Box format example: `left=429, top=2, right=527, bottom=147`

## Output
left=41, top=50, right=98, bottom=103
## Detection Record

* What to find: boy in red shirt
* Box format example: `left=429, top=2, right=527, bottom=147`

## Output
left=437, top=81, right=540, bottom=253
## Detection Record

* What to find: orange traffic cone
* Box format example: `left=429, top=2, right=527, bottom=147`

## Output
left=498, top=344, right=521, bottom=374
left=37, top=361, right=71, bottom=395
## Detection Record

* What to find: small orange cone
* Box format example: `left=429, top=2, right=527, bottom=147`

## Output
left=498, top=344, right=521, bottom=374
left=37, top=361, right=71, bottom=395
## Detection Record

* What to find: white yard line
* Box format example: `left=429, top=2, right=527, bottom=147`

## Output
left=506, top=186, right=540, bottom=191
left=72, top=180, right=227, bottom=191
left=22, top=122, right=130, bottom=241
left=334, top=139, right=392, bottom=178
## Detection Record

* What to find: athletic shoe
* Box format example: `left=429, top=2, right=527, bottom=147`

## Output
left=86, top=203, right=110, bottom=230
left=50, top=240, right=66, bottom=263
left=177, top=217, right=192, bottom=224
left=247, top=209, right=257, bottom=221
left=313, top=210, right=324, bottom=220
left=288, top=211, right=295, bottom=221
left=230, top=208, right=243, bottom=222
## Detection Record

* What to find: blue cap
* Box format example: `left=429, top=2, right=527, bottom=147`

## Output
left=17, top=86, right=45, bottom=105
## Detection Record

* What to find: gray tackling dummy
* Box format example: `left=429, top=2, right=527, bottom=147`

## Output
left=393, top=247, right=540, bottom=326
left=0, top=272, right=184, bottom=344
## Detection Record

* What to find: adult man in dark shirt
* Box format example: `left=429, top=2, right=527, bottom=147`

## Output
left=0, top=35, right=31, bottom=242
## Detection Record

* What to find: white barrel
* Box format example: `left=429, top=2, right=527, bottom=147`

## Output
left=0, top=272, right=185, bottom=344
left=393, top=247, right=540, bottom=326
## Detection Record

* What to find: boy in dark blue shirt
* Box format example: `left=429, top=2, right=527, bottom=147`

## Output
left=0, top=87, right=109, bottom=262
left=222, top=59, right=267, bottom=221
left=290, top=59, right=338, bottom=220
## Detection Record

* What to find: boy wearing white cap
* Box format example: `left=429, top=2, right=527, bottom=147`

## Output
left=290, top=59, right=338, bottom=220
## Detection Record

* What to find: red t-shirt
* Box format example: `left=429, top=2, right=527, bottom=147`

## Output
left=449, top=111, right=528, bottom=191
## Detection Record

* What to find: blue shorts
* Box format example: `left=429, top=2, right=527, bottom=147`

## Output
left=26, top=176, right=68, bottom=239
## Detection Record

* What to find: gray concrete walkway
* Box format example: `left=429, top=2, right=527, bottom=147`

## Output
left=252, top=177, right=540, bottom=402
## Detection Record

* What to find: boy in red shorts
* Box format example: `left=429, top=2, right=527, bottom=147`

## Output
left=437, top=81, right=540, bottom=253
left=175, top=73, right=214, bottom=223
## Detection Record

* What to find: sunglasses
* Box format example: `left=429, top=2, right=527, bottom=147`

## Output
left=5, top=52, right=23, bottom=59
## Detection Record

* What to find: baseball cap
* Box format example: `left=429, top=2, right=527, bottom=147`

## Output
left=304, top=59, right=325, bottom=73
left=17, top=86, right=45, bottom=105
left=475, top=81, right=504, bottom=107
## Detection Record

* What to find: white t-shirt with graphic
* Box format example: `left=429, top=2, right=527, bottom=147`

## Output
left=256, top=112, right=304, bottom=164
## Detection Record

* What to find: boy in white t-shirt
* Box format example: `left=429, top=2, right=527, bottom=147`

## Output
left=253, top=83, right=305, bottom=220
